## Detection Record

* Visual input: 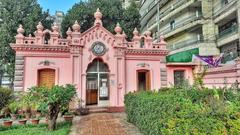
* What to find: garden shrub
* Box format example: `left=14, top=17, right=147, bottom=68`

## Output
left=124, top=88, right=240, bottom=135
left=0, top=87, right=12, bottom=111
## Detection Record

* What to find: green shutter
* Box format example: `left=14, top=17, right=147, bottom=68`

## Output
left=166, top=48, right=199, bottom=63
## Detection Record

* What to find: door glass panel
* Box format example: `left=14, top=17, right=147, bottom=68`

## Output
left=99, top=74, right=109, bottom=100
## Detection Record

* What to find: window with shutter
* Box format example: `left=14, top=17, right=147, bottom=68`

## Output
left=38, top=69, right=55, bottom=88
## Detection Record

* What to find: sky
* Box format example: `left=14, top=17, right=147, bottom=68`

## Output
left=38, top=0, right=81, bottom=15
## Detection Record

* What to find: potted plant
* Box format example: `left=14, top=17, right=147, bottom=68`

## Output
left=31, top=115, right=40, bottom=125
left=3, top=117, right=13, bottom=127
left=77, top=99, right=89, bottom=115
left=63, top=110, right=74, bottom=122
left=8, top=101, right=19, bottom=120
left=21, top=94, right=32, bottom=120
left=18, top=114, right=27, bottom=125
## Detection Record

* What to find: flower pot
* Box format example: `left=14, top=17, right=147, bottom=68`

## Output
left=10, top=114, right=18, bottom=120
left=63, top=115, right=74, bottom=122
left=3, top=120, right=13, bottom=127
left=18, top=119, right=27, bottom=125
left=25, top=113, right=31, bottom=120
left=31, top=119, right=40, bottom=125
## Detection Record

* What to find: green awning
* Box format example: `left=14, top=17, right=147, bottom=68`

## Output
left=166, top=48, right=199, bottom=63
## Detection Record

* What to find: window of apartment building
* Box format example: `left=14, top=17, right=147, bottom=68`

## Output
left=170, top=20, right=175, bottom=30
left=221, top=0, right=229, bottom=5
left=174, top=70, right=185, bottom=86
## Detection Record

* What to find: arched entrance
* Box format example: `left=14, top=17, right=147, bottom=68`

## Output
left=86, top=59, right=110, bottom=105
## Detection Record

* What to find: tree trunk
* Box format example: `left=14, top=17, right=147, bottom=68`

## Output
left=48, top=104, right=60, bottom=131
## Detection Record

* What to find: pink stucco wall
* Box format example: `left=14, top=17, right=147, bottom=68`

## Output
left=167, top=65, right=194, bottom=86
left=203, top=62, right=240, bottom=88
left=24, top=56, right=72, bottom=90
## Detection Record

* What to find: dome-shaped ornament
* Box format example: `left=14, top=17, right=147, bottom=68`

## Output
left=133, top=27, right=139, bottom=36
left=72, top=20, right=81, bottom=32
left=37, top=22, right=44, bottom=31
left=52, top=22, right=59, bottom=32
left=66, top=27, right=72, bottom=35
left=17, top=24, right=25, bottom=34
left=94, top=8, right=102, bottom=20
left=114, top=23, right=122, bottom=34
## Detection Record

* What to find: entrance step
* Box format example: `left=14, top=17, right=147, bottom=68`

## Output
left=87, top=106, right=108, bottom=113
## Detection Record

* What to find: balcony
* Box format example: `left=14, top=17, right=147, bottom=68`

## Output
left=218, top=25, right=238, bottom=39
left=213, top=0, right=237, bottom=17
left=221, top=52, right=239, bottom=64
left=147, top=0, right=198, bottom=31
left=167, top=36, right=204, bottom=51
left=160, top=15, right=203, bottom=38
left=217, top=25, right=238, bottom=47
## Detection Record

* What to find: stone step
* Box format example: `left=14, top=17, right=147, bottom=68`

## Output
left=87, top=106, right=108, bottom=113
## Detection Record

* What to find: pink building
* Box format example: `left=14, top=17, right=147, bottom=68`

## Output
left=11, top=9, right=169, bottom=110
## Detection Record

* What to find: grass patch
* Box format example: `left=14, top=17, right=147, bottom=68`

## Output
left=0, top=122, right=72, bottom=135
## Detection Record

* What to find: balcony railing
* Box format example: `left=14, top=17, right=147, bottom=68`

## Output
left=141, top=0, right=168, bottom=19
left=146, top=0, right=193, bottom=28
left=159, top=0, right=190, bottom=20
left=167, top=36, right=204, bottom=51
left=217, top=25, right=238, bottom=39
left=213, top=0, right=237, bottom=16
left=221, top=52, right=239, bottom=64
left=160, top=15, right=203, bottom=35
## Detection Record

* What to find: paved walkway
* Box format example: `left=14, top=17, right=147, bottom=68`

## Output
left=69, top=113, right=142, bottom=135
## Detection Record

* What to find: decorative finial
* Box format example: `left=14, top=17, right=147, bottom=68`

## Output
left=122, top=31, right=127, bottom=38
left=52, top=22, right=59, bottom=32
left=94, top=8, right=103, bottom=26
left=28, top=34, right=32, bottom=37
left=159, top=35, right=166, bottom=44
left=94, top=8, right=102, bottom=19
left=145, top=30, right=151, bottom=37
left=114, top=23, right=122, bottom=34
left=133, top=27, right=139, bottom=36
left=72, top=20, right=81, bottom=32
left=17, top=24, right=25, bottom=34
left=37, top=22, right=44, bottom=31
left=66, top=27, right=72, bottom=36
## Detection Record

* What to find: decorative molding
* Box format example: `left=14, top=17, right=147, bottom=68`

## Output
left=11, top=45, right=70, bottom=52
left=137, top=63, right=150, bottom=67
left=38, top=60, right=55, bottom=66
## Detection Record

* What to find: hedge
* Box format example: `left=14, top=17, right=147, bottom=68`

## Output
left=124, top=88, right=240, bottom=135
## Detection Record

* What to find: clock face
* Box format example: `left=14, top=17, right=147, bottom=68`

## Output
left=91, top=42, right=106, bottom=56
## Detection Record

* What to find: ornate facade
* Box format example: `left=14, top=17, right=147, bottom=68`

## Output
left=11, top=9, right=168, bottom=109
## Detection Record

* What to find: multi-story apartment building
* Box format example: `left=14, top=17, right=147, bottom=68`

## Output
left=122, top=0, right=140, bottom=8
left=53, top=11, right=64, bottom=33
left=140, top=0, right=240, bottom=63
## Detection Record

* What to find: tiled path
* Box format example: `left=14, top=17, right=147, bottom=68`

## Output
left=69, top=113, right=142, bottom=135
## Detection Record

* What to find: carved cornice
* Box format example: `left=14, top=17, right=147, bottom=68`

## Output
left=126, top=49, right=168, bottom=55
left=11, top=44, right=70, bottom=52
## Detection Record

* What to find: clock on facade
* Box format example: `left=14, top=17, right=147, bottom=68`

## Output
left=91, top=42, right=106, bottom=56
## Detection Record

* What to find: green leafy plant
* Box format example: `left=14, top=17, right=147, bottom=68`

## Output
left=8, top=101, right=19, bottom=114
left=0, top=87, right=13, bottom=111
left=27, top=84, right=76, bottom=131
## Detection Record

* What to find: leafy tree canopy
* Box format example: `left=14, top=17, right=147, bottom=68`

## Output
left=61, top=0, right=141, bottom=40
left=0, top=0, right=53, bottom=83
